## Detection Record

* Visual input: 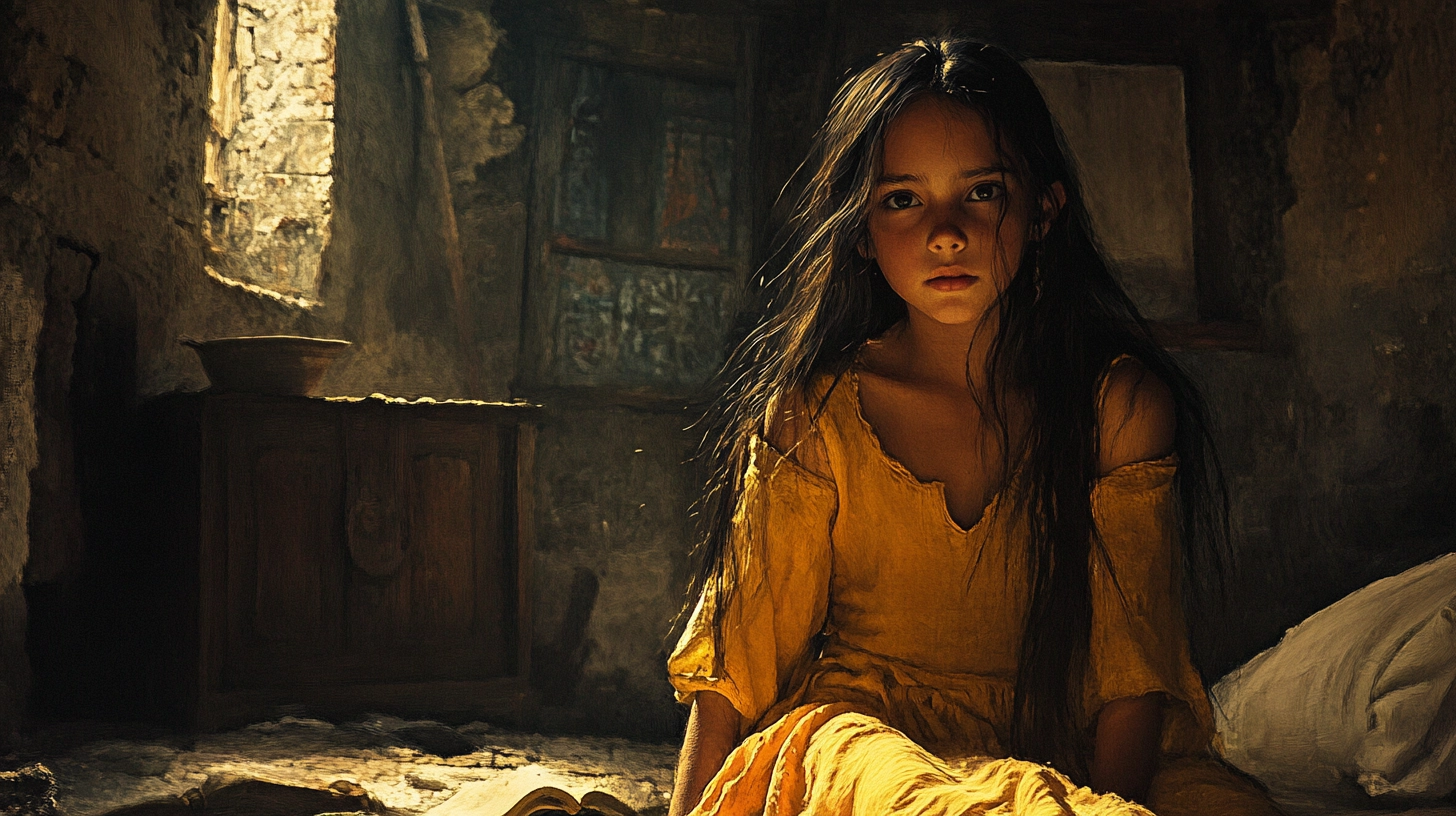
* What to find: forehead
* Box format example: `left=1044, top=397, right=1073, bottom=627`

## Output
left=879, top=95, right=999, bottom=175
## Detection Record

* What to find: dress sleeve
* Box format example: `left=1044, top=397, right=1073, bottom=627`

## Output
left=667, top=435, right=837, bottom=729
left=1085, top=455, right=1215, bottom=754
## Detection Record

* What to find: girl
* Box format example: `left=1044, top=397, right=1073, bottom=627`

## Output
left=666, top=37, right=1284, bottom=816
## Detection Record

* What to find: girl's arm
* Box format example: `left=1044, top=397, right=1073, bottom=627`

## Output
left=1093, top=358, right=1177, bottom=802
left=668, top=392, right=828, bottom=816
left=1091, top=693, right=1162, bottom=801
left=669, top=690, right=741, bottom=816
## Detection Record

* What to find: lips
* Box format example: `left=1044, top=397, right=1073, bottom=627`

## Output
left=926, top=269, right=977, bottom=291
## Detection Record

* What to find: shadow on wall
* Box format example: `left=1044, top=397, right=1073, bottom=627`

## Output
left=26, top=260, right=175, bottom=721
left=532, top=566, right=601, bottom=707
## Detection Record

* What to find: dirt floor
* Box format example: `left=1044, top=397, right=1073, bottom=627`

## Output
left=8, top=715, right=1456, bottom=816
left=5, top=716, right=678, bottom=815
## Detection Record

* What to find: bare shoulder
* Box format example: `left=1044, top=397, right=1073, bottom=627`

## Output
left=1097, top=357, right=1176, bottom=475
left=764, top=383, right=833, bottom=479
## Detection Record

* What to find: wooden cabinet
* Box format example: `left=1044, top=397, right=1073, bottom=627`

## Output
left=143, top=393, right=536, bottom=729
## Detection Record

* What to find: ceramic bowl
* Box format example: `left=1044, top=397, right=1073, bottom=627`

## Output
left=183, top=335, right=351, bottom=396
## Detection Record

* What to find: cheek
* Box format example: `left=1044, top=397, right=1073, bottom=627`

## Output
left=868, top=218, right=917, bottom=260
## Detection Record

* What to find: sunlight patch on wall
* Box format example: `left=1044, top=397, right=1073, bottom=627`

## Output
left=204, top=0, right=336, bottom=302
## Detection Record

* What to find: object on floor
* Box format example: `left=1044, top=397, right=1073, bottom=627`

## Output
left=497, top=787, right=639, bottom=816
left=95, top=776, right=381, bottom=816
left=393, top=722, right=480, bottom=759
left=1215, top=552, right=1456, bottom=801
left=0, top=763, right=57, bottom=816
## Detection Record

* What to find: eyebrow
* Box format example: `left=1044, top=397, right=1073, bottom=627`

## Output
left=875, top=165, right=1010, bottom=185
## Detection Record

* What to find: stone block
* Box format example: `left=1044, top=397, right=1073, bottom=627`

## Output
left=233, top=172, right=332, bottom=215
left=237, top=121, right=333, bottom=176
left=240, top=61, right=333, bottom=120
left=250, top=2, right=334, bottom=65
left=236, top=23, right=255, bottom=68
left=236, top=5, right=269, bottom=28
left=0, top=763, right=56, bottom=815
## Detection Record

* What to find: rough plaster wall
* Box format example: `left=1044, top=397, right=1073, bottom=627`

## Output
left=1196, top=0, right=1456, bottom=673
left=530, top=407, right=699, bottom=739
left=422, top=0, right=528, bottom=397
left=1027, top=62, right=1198, bottom=322
left=423, top=3, right=525, bottom=186
left=318, top=0, right=527, bottom=400
left=322, top=0, right=463, bottom=399
left=0, top=0, right=220, bottom=736
left=0, top=205, right=46, bottom=740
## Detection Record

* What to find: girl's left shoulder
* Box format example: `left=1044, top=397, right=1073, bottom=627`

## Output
left=1096, top=356, right=1176, bottom=475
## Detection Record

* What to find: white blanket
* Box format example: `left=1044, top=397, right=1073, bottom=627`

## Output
left=1214, top=553, right=1456, bottom=800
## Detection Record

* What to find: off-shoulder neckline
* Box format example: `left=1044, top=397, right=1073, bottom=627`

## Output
left=842, top=367, right=1020, bottom=536
left=823, top=362, right=1178, bottom=534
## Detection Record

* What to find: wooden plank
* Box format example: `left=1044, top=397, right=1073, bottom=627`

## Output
left=522, top=53, right=578, bottom=389
left=198, top=398, right=230, bottom=726
left=405, top=0, right=479, bottom=392
left=514, top=422, right=537, bottom=681
left=1149, top=320, right=1265, bottom=352
left=550, top=235, right=736, bottom=273
left=221, top=400, right=347, bottom=685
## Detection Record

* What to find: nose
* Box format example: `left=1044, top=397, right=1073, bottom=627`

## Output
left=927, top=221, right=967, bottom=254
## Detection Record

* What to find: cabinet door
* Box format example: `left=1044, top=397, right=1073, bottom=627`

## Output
left=343, top=411, right=514, bottom=682
left=216, top=398, right=346, bottom=689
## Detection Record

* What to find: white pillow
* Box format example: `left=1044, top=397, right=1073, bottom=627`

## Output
left=1213, top=552, right=1456, bottom=798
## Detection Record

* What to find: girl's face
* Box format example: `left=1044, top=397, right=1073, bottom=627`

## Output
left=864, top=95, right=1044, bottom=328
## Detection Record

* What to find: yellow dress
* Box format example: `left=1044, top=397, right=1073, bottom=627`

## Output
left=668, top=371, right=1281, bottom=816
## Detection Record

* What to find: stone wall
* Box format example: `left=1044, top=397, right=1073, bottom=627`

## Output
left=207, top=0, right=338, bottom=298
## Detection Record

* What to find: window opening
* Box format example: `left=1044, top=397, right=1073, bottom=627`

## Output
left=204, top=0, right=337, bottom=303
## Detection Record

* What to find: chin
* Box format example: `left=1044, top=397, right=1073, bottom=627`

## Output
left=927, top=308, right=991, bottom=326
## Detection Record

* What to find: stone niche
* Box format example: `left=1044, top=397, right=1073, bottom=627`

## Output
left=1025, top=61, right=1198, bottom=323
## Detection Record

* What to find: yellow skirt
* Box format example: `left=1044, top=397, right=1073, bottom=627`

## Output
left=690, top=703, right=1282, bottom=816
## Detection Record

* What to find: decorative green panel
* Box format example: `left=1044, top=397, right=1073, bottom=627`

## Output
left=551, top=254, right=732, bottom=390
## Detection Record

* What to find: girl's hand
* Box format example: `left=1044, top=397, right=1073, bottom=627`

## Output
left=1091, top=693, right=1163, bottom=802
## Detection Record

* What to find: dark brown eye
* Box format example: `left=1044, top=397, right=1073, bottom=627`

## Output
left=883, top=191, right=919, bottom=210
left=968, top=182, right=1005, bottom=202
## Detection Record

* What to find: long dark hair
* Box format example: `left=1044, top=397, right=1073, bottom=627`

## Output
left=685, top=36, right=1228, bottom=780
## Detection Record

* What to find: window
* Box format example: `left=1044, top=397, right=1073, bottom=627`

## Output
left=204, top=0, right=337, bottom=302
